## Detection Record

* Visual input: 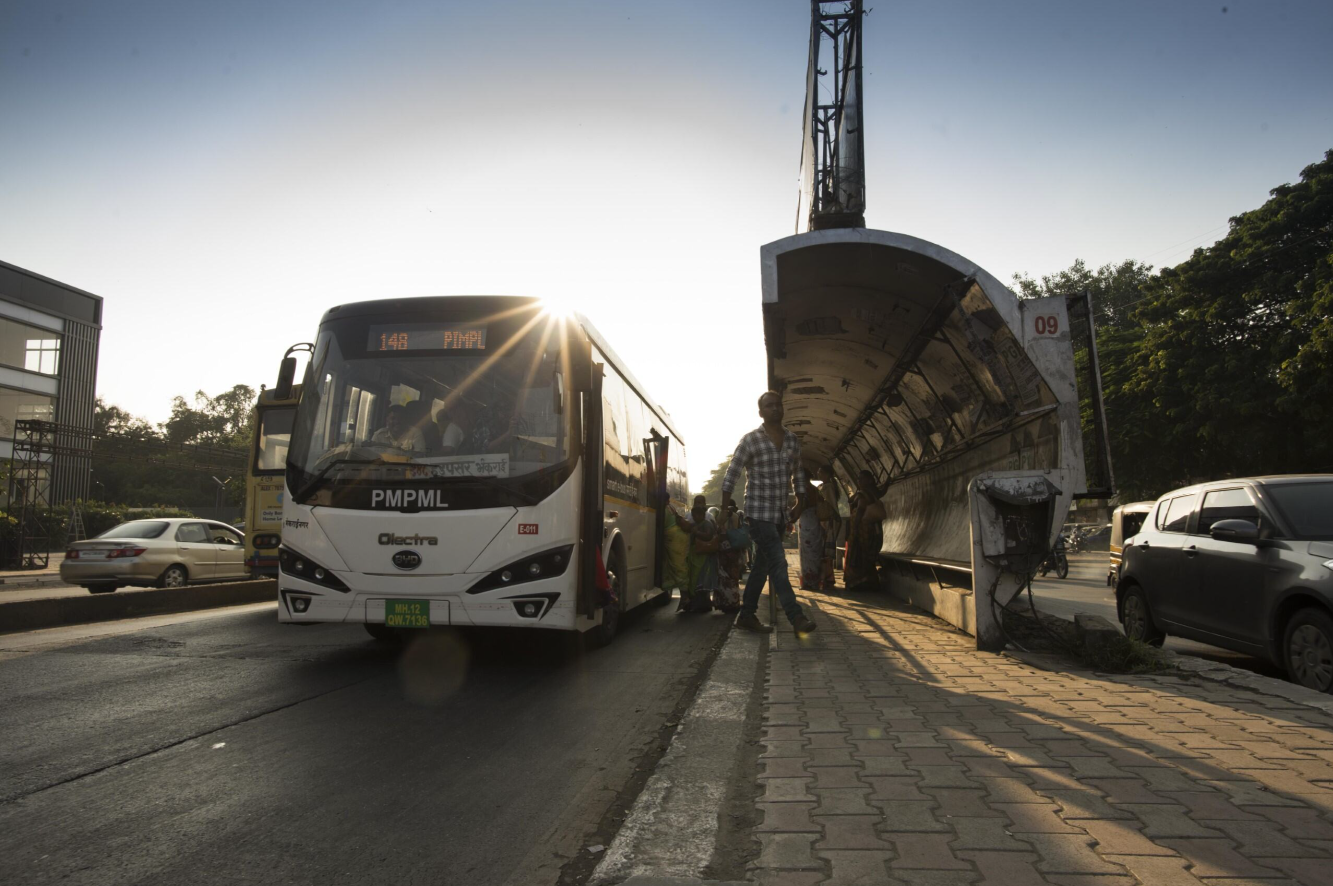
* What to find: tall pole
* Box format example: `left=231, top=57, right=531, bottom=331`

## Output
left=798, top=0, right=867, bottom=233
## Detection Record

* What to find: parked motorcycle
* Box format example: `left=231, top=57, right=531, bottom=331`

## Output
left=1038, top=534, right=1069, bottom=579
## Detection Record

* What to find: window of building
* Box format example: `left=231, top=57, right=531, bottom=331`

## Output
left=0, top=317, right=62, bottom=376
left=26, top=338, right=60, bottom=375
left=0, top=387, right=56, bottom=438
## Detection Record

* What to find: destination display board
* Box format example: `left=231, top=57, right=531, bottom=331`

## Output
left=368, top=324, right=487, bottom=352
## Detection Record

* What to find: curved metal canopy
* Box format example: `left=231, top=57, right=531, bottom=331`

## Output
left=761, top=229, right=1062, bottom=494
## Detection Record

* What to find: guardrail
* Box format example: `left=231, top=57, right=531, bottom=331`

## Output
left=0, top=579, right=277, bottom=634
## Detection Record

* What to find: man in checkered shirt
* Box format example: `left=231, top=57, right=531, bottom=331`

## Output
left=720, top=391, right=818, bottom=635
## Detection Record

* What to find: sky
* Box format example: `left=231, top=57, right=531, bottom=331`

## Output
left=2, top=0, right=1331, bottom=488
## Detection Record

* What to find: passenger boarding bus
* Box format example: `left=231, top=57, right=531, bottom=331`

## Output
left=275, top=296, right=688, bottom=645
left=242, top=383, right=301, bottom=576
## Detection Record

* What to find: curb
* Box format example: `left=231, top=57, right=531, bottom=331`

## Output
left=0, top=579, right=277, bottom=634
left=1008, top=603, right=1333, bottom=717
left=1160, top=649, right=1333, bottom=716
left=0, top=575, right=66, bottom=589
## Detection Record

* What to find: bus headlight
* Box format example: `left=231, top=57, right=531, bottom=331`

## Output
left=468, top=545, right=575, bottom=594
left=279, top=546, right=349, bottom=592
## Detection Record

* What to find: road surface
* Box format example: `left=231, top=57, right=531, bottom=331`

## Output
left=0, top=596, right=732, bottom=886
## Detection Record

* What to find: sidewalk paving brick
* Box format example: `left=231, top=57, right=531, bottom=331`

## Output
left=870, top=799, right=950, bottom=832
left=814, top=815, right=893, bottom=850
left=763, top=778, right=817, bottom=803
left=1157, top=838, right=1286, bottom=878
left=956, top=850, right=1049, bottom=885
left=883, top=834, right=972, bottom=869
left=818, top=849, right=893, bottom=885
left=812, top=788, right=877, bottom=816
left=744, top=559, right=1333, bottom=885
left=757, top=803, right=819, bottom=833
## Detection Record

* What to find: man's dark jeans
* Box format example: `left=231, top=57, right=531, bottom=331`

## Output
left=741, top=519, right=805, bottom=624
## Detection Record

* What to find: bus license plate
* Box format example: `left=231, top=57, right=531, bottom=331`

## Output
left=385, top=599, right=430, bottom=628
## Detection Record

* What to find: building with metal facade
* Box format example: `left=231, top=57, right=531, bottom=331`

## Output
left=0, top=260, right=102, bottom=504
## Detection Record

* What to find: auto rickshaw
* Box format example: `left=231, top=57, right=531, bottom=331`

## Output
left=1107, top=500, right=1154, bottom=587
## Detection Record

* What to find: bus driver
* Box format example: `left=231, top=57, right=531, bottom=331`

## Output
left=371, top=404, right=427, bottom=452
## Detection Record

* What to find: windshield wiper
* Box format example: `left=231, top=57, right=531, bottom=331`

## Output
left=291, top=457, right=386, bottom=503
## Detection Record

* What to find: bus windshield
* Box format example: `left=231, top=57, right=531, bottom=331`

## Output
left=288, top=321, right=571, bottom=506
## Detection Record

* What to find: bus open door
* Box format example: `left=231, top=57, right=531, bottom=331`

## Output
left=644, top=431, right=669, bottom=588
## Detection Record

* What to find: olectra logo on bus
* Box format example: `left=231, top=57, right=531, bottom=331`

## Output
left=377, top=533, right=439, bottom=546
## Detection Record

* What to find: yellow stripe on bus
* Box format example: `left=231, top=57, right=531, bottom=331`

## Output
left=604, top=494, right=655, bottom=514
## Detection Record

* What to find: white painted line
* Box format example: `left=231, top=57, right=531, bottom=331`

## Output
left=590, top=627, right=761, bottom=885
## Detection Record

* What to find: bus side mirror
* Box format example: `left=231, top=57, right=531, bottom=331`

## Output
left=569, top=339, right=594, bottom=392
left=552, top=370, right=564, bottom=415
left=275, top=357, right=297, bottom=400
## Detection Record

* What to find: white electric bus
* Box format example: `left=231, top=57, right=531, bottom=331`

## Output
left=274, top=296, right=688, bottom=645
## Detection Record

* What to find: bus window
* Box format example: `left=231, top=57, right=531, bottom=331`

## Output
left=625, top=396, right=648, bottom=505
left=256, top=407, right=295, bottom=472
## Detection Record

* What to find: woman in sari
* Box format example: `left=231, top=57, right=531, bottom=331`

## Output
left=678, top=496, right=719, bottom=613
left=817, top=465, right=849, bottom=574
left=815, top=466, right=841, bottom=590
left=844, top=470, right=887, bottom=591
left=797, top=481, right=825, bottom=591
left=663, top=505, right=692, bottom=596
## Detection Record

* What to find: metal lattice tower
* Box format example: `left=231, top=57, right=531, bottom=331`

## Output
left=7, top=420, right=55, bottom=568
left=798, top=0, right=867, bottom=233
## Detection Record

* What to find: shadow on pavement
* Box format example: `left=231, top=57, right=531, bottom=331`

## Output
left=753, top=579, right=1333, bottom=884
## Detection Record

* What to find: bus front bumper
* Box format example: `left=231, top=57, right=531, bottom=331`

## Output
left=277, top=571, right=579, bottom=630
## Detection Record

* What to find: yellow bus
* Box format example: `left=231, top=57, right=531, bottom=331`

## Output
left=244, top=384, right=301, bottom=576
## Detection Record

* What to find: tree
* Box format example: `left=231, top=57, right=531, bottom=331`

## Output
left=1012, top=258, right=1154, bottom=331
left=86, top=387, right=256, bottom=508
left=1016, top=148, right=1333, bottom=501
left=695, top=458, right=746, bottom=507
left=161, top=385, right=256, bottom=448
left=93, top=397, right=157, bottom=439
left=1118, top=149, right=1333, bottom=490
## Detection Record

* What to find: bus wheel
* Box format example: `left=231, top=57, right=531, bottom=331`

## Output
left=589, top=550, right=625, bottom=647
left=364, top=623, right=405, bottom=645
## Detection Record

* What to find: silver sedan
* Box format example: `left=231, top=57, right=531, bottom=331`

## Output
left=61, top=518, right=248, bottom=593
